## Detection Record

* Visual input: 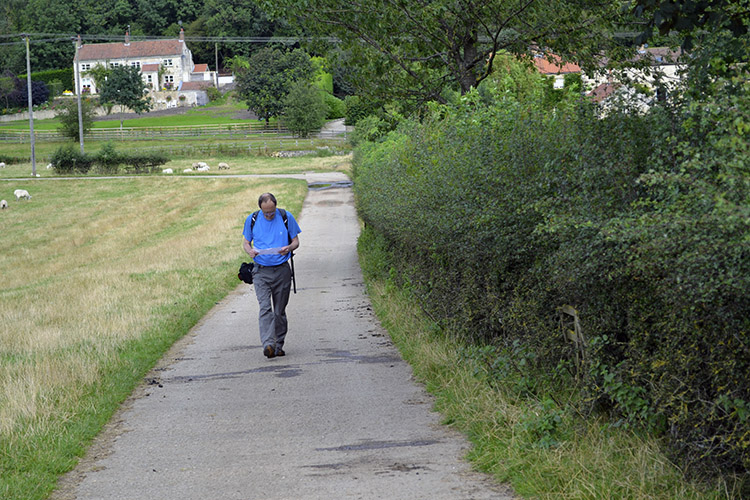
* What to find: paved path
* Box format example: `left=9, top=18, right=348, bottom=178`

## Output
left=52, top=173, right=513, bottom=500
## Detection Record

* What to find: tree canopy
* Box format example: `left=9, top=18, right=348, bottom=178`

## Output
left=99, top=65, right=150, bottom=122
left=235, top=48, right=314, bottom=122
left=260, top=0, right=623, bottom=106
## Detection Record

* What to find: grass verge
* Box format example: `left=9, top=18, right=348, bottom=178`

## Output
left=0, top=174, right=308, bottom=499
left=356, top=226, right=739, bottom=499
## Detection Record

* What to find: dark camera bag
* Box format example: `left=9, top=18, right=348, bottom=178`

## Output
left=238, top=261, right=254, bottom=284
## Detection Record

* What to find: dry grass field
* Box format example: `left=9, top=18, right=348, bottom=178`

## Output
left=0, top=173, right=308, bottom=499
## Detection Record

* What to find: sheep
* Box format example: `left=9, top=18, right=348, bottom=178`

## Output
left=14, top=189, right=31, bottom=200
left=192, top=162, right=199, bottom=169
left=195, top=165, right=210, bottom=172
left=162, top=168, right=173, bottom=174
left=218, top=162, right=229, bottom=170
left=183, top=168, right=193, bottom=173
left=1, top=200, right=7, bottom=209
left=0, top=162, right=5, bottom=168
left=31, top=173, right=40, bottom=177
left=46, top=163, right=53, bottom=169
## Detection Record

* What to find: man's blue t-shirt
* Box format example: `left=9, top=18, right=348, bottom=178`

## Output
left=242, top=209, right=301, bottom=266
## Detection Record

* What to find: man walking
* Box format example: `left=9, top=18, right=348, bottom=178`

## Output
left=242, top=193, right=301, bottom=358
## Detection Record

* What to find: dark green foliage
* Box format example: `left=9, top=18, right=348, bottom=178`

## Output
left=55, top=98, right=95, bottom=140
left=50, top=145, right=93, bottom=174
left=99, top=66, right=151, bottom=115
left=205, top=87, right=221, bottom=102
left=93, top=142, right=123, bottom=174
left=344, top=95, right=377, bottom=126
left=349, top=115, right=389, bottom=146
left=235, top=48, right=315, bottom=123
left=50, top=143, right=168, bottom=175
left=20, top=68, right=74, bottom=93
left=281, top=81, right=328, bottom=138
left=353, top=78, right=750, bottom=480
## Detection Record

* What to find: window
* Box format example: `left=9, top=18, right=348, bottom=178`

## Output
left=130, top=61, right=141, bottom=68
left=81, top=63, right=91, bottom=71
left=163, top=59, right=173, bottom=66
left=147, top=75, right=152, bottom=83
left=111, top=62, right=120, bottom=68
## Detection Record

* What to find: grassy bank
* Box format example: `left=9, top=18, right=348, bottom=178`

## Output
left=356, top=226, right=738, bottom=499
left=0, top=173, right=308, bottom=499
left=0, top=152, right=352, bottom=181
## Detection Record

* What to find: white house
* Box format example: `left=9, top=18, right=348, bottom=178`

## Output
left=74, top=29, right=215, bottom=95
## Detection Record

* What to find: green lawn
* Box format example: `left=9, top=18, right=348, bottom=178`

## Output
left=0, top=100, right=269, bottom=131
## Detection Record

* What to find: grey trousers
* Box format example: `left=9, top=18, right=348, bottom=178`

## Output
left=252, top=262, right=293, bottom=349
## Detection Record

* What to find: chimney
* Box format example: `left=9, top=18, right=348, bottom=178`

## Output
left=179, top=28, right=184, bottom=43
left=124, top=29, right=130, bottom=46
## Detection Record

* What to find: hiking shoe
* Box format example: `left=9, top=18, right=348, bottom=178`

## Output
left=276, top=347, right=285, bottom=357
left=263, top=345, right=276, bottom=358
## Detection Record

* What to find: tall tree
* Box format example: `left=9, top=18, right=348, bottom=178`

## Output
left=260, top=0, right=622, bottom=106
left=99, top=65, right=150, bottom=128
left=235, top=48, right=314, bottom=122
left=282, top=80, right=328, bottom=137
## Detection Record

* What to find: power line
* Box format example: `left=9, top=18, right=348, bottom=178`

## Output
left=0, top=32, right=339, bottom=46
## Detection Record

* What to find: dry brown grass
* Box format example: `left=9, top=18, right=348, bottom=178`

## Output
left=0, top=175, right=306, bottom=452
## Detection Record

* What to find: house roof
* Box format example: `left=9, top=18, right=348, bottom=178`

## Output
left=533, top=54, right=581, bottom=75
left=180, top=81, right=214, bottom=91
left=78, top=40, right=184, bottom=61
left=192, top=63, right=209, bottom=73
left=588, top=82, right=620, bottom=103
left=142, top=63, right=159, bottom=72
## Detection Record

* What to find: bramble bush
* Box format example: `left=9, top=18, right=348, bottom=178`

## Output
left=353, top=74, right=749, bottom=484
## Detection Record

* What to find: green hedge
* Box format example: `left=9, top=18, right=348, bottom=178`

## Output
left=20, top=68, right=74, bottom=93
left=353, top=89, right=749, bottom=482
left=50, top=143, right=168, bottom=174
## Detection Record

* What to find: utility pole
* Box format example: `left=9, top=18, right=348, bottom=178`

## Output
left=215, top=42, right=219, bottom=88
left=74, top=35, right=84, bottom=153
left=24, top=34, right=36, bottom=176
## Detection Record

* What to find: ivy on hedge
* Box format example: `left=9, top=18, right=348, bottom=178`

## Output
left=353, top=84, right=749, bottom=481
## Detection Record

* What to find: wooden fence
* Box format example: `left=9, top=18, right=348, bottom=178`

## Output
left=0, top=122, right=346, bottom=143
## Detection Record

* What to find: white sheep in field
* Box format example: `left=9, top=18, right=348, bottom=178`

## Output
left=1, top=200, right=7, bottom=209
left=195, top=165, right=210, bottom=172
left=162, top=168, right=173, bottom=174
left=0, top=162, right=5, bottom=168
left=218, top=162, right=229, bottom=170
left=31, top=173, right=40, bottom=177
left=46, top=163, right=53, bottom=169
left=14, top=189, right=31, bottom=200
left=183, top=168, right=193, bottom=173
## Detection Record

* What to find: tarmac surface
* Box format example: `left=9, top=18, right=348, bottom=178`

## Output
left=51, top=172, right=514, bottom=500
